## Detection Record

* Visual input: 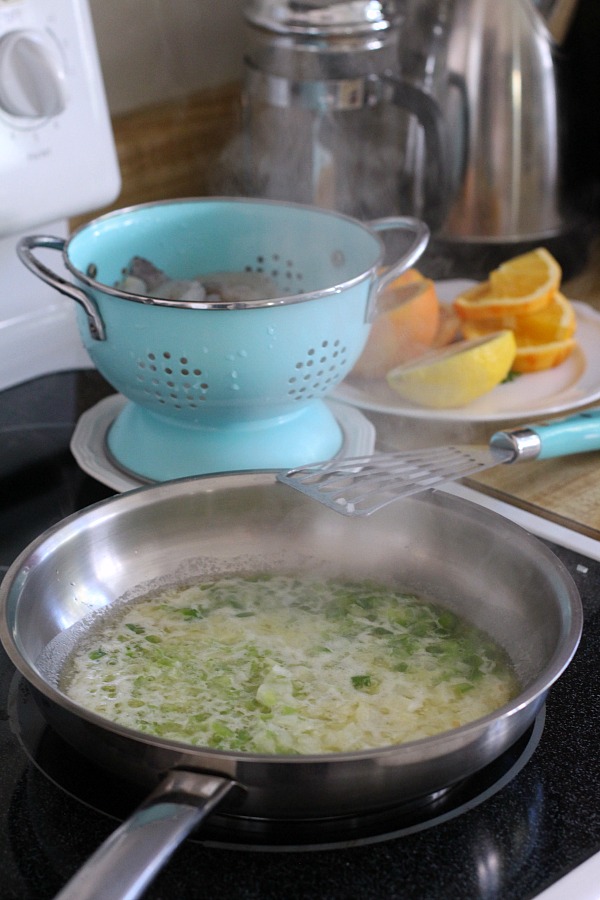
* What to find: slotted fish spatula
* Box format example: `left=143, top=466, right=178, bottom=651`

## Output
left=277, top=408, right=600, bottom=516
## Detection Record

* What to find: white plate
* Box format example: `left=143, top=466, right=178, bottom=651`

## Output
left=71, top=394, right=376, bottom=493
left=333, top=286, right=600, bottom=422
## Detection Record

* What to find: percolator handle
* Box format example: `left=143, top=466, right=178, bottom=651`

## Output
left=366, top=216, right=430, bottom=322
left=371, top=73, right=451, bottom=232
left=17, top=234, right=106, bottom=341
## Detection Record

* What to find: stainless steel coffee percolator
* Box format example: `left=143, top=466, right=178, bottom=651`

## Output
left=240, top=0, right=449, bottom=227
left=239, top=0, right=578, bottom=264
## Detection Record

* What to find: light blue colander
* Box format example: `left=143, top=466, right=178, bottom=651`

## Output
left=18, top=198, right=428, bottom=480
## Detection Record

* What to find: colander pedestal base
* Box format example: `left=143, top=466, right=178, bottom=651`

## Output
left=105, top=399, right=344, bottom=482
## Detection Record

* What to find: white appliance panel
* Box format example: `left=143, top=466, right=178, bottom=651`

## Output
left=0, top=0, right=121, bottom=235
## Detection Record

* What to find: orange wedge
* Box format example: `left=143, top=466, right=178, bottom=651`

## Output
left=460, top=292, right=577, bottom=373
left=511, top=337, right=577, bottom=373
left=431, top=304, right=461, bottom=348
left=392, top=267, right=427, bottom=288
left=352, top=271, right=440, bottom=379
left=460, top=292, right=576, bottom=343
left=453, top=248, right=562, bottom=320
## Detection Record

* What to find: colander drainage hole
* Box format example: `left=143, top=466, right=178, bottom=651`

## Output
left=135, top=351, right=210, bottom=406
left=242, top=254, right=302, bottom=294
left=287, top=341, right=348, bottom=398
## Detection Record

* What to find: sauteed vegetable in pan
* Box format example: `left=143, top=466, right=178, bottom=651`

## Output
left=0, top=473, right=582, bottom=900
left=59, top=574, right=519, bottom=754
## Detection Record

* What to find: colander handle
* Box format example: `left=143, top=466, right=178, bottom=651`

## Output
left=17, top=234, right=106, bottom=341
left=366, top=216, right=430, bottom=321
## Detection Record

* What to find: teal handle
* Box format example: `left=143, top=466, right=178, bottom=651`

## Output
left=532, top=409, right=600, bottom=459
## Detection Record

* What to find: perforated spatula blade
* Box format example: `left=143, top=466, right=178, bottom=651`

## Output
left=277, top=445, right=513, bottom=516
left=277, top=408, right=600, bottom=516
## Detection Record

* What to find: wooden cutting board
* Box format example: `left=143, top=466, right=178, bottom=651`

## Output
left=466, top=453, right=600, bottom=539
left=372, top=397, right=600, bottom=541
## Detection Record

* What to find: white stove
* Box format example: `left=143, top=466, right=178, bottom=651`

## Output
left=2, top=367, right=600, bottom=900
left=0, top=0, right=120, bottom=391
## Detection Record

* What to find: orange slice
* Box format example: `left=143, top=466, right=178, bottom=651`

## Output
left=352, top=272, right=440, bottom=379
left=431, top=304, right=461, bottom=348
left=453, top=248, right=562, bottom=320
left=391, top=267, right=427, bottom=288
left=460, top=292, right=576, bottom=343
left=511, top=337, right=577, bottom=373
left=460, top=292, right=577, bottom=373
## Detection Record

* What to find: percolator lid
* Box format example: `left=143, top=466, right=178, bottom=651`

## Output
left=243, top=1, right=403, bottom=36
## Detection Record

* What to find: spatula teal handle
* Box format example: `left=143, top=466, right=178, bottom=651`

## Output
left=491, top=409, right=600, bottom=461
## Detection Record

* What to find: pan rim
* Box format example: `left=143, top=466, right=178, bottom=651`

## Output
left=0, top=472, right=583, bottom=766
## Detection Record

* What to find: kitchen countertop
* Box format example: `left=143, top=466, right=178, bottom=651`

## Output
left=71, top=83, right=600, bottom=540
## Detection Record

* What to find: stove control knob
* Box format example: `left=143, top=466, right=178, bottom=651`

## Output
left=0, top=29, right=67, bottom=119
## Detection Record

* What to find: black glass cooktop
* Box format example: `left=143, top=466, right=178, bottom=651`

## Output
left=1, top=371, right=600, bottom=899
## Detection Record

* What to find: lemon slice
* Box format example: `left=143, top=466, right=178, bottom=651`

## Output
left=386, top=330, right=517, bottom=408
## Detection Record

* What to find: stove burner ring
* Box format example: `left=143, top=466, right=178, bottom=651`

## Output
left=11, top=675, right=545, bottom=851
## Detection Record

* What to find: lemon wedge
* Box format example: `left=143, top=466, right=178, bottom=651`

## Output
left=386, top=330, right=517, bottom=408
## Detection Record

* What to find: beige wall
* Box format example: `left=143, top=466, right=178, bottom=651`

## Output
left=89, top=0, right=246, bottom=114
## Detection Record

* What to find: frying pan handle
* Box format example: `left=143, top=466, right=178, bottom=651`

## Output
left=54, top=770, right=239, bottom=900
left=366, top=216, right=430, bottom=322
left=17, top=235, right=107, bottom=341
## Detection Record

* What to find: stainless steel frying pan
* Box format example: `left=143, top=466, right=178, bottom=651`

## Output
left=0, top=473, right=582, bottom=900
